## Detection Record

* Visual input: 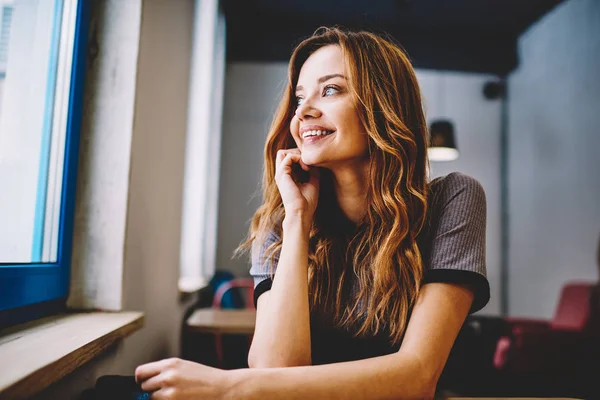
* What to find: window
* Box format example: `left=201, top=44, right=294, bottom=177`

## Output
left=0, top=0, right=90, bottom=325
left=179, top=1, right=225, bottom=292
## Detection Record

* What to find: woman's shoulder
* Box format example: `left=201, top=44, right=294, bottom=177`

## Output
left=421, top=173, right=490, bottom=312
left=252, top=229, right=281, bottom=256
left=250, top=229, right=282, bottom=279
left=428, top=172, right=486, bottom=213
left=428, top=171, right=484, bottom=195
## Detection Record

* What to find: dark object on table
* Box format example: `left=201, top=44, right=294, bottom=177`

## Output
left=80, top=375, right=149, bottom=400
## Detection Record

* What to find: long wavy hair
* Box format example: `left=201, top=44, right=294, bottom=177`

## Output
left=237, top=27, right=429, bottom=345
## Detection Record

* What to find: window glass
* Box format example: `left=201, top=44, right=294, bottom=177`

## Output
left=0, top=0, right=78, bottom=263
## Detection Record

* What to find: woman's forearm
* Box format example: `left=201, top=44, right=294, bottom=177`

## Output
left=248, top=214, right=312, bottom=367
left=233, top=351, right=436, bottom=400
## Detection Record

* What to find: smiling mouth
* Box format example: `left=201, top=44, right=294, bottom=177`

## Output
left=302, top=129, right=335, bottom=140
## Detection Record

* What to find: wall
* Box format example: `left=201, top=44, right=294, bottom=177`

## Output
left=68, top=0, right=140, bottom=310
left=507, top=0, right=600, bottom=318
left=34, top=0, right=195, bottom=398
left=217, top=64, right=503, bottom=315
left=0, top=78, right=3, bottom=123
left=216, top=63, right=288, bottom=277
left=419, top=71, right=502, bottom=315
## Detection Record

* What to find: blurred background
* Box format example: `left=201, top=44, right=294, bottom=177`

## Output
left=0, top=0, right=598, bottom=398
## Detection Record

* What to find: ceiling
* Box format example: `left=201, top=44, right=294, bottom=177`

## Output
left=222, top=0, right=564, bottom=75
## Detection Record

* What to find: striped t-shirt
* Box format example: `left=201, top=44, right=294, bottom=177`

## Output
left=249, top=172, right=489, bottom=364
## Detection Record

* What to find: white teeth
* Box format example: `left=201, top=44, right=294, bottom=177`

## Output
left=302, top=129, right=333, bottom=138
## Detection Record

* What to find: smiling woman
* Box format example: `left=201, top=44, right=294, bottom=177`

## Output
left=135, top=26, right=489, bottom=400
left=291, top=50, right=368, bottom=168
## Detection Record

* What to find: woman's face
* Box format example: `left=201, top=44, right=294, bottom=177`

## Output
left=290, top=45, right=369, bottom=168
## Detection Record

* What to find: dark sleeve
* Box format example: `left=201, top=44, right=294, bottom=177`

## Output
left=249, top=231, right=280, bottom=307
left=422, top=172, right=490, bottom=313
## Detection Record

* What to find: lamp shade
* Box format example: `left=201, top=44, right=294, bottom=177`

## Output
left=428, top=119, right=459, bottom=162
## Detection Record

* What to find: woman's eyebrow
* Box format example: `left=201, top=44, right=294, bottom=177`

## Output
left=296, top=73, right=346, bottom=93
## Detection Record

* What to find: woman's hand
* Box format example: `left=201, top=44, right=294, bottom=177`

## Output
left=135, top=358, right=235, bottom=400
left=275, top=149, right=320, bottom=223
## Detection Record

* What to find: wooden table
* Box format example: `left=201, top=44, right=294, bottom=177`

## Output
left=186, top=309, right=256, bottom=334
left=185, top=312, right=582, bottom=400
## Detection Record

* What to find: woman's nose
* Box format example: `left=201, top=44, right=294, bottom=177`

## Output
left=295, top=98, right=321, bottom=120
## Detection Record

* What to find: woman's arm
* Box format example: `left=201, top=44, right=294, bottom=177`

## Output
left=248, top=148, right=319, bottom=368
left=248, top=214, right=312, bottom=367
left=240, top=282, right=474, bottom=399
left=135, top=282, right=473, bottom=399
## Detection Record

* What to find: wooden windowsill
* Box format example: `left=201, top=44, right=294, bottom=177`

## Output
left=0, top=311, right=144, bottom=400
left=178, top=276, right=208, bottom=295
left=178, top=276, right=210, bottom=303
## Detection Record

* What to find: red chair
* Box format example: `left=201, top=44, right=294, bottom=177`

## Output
left=212, top=278, right=255, bottom=368
left=212, top=278, right=255, bottom=310
left=492, top=281, right=600, bottom=397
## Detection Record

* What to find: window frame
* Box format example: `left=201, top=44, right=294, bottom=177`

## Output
left=0, top=0, right=90, bottom=326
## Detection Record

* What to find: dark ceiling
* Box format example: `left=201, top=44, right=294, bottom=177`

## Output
left=222, top=0, right=564, bottom=75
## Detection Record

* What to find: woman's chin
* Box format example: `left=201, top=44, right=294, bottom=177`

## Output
left=300, top=154, right=319, bottom=167
left=301, top=150, right=338, bottom=168
left=302, top=157, right=328, bottom=169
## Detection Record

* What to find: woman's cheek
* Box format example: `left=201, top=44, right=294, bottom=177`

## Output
left=290, top=114, right=299, bottom=129
left=290, top=117, right=301, bottom=144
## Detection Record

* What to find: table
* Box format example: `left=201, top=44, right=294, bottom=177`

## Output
left=185, top=309, right=256, bottom=334
left=185, top=311, right=582, bottom=400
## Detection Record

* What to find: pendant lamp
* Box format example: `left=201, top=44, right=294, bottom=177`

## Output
left=428, top=74, right=459, bottom=162
left=429, top=119, right=459, bottom=161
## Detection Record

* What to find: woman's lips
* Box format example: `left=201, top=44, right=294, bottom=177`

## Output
left=303, top=131, right=335, bottom=144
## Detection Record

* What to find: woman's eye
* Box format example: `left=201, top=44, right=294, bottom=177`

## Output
left=324, top=86, right=338, bottom=96
left=295, top=97, right=304, bottom=107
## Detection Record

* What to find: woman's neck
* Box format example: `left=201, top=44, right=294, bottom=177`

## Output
left=330, top=161, right=369, bottom=224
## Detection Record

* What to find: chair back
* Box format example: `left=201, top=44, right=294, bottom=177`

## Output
left=212, top=278, right=255, bottom=309
left=551, top=281, right=594, bottom=331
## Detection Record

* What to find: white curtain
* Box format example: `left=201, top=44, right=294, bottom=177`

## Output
left=178, top=0, right=226, bottom=292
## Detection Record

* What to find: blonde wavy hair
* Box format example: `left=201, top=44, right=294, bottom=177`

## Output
left=237, top=27, right=429, bottom=345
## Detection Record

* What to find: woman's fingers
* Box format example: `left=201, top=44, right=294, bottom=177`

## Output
left=149, top=388, right=174, bottom=400
left=276, top=153, right=302, bottom=177
left=298, top=158, right=310, bottom=171
left=282, top=152, right=301, bottom=167
left=135, top=359, right=169, bottom=384
left=276, top=149, right=311, bottom=174
left=276, top=149, right=286, bottom=164
left=140, top=374, right=163, bottom=392
left=276, top=148, right=301, bottom=165
left=274, top=148, right=319, bottom=218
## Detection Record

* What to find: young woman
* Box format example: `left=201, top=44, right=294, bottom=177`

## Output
left=135, top=27, right=490, bottom=400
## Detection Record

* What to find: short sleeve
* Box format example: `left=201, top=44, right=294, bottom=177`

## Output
left=250, top=231, right=280, bottom=306
left=420, top=172, right=490, bottom=313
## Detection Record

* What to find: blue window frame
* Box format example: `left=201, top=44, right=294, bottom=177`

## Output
left=0, top=0, right=90, bottom=326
